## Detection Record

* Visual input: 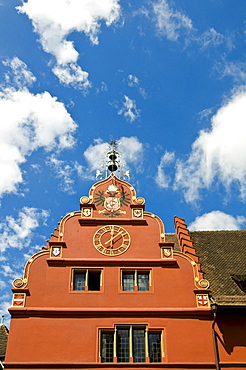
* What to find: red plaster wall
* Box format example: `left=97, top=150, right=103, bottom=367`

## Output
left=5, top=176, right=246, bottom=369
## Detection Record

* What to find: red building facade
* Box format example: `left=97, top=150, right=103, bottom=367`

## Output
left=4, top=174, right=246, bottom=370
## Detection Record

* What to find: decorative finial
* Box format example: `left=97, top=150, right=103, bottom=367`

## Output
left=107, top=139, right=119, bottom=173
left=96, top=139, right=130, bottom=180
left=1, top=315, right=4, bottom=325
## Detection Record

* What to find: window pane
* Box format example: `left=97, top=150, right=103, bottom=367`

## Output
left=122, top=272, right=134, bottom=291
left=88, top=271, right=101, bottom=291
left=101, top=332, right=114, bottom=363
left=137, top=272, right=149, bottom=291
left=117, top=329, right=130, bottom=362
left=148, top=332, right=161, bottom=363
left=74, top=272, right=86, bottom=291
left=133, top=328, right=146, bottom=362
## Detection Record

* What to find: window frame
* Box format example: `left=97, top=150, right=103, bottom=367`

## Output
left=121, top=269, right=152, bottom=292
left=99, top=325, right=163, bottom=363
left=71, top=268, right=103, bottom=292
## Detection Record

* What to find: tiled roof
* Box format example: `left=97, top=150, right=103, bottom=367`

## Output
left=165, top=233, right=180, bottom=251
left=190, top=230, right=246, bottom=305
left=165, top=230, right=246, bottom=305
left=0, top=324, right=8, bottom=360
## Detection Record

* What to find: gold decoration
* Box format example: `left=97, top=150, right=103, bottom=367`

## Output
left=199, top=279, right=210, bottom=289
left=108, top=184, right=118, bottom=192
left=136, top=197, right=145, bottom=205
left=80, top=196, right=90, bottom=204
left=13, top=278, right=24, bottom=288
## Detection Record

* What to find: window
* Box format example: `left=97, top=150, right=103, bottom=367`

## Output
left=121, top=270, right=150, bottom=291
left=101, top=332, right=114, bottom=363
left=148, top=331, right=162, bottom=362
left=73, top=269, right=102, bottom=291
left=231, top=274, right=246, bottom=293
left=100, top=326, right=162, bottom=363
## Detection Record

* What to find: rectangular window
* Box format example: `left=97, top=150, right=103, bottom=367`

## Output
left=122, top=272, right=135, bottom=291
left=122, top=270, right=150, bottom=291
left=133, top=328, right=146, bottom=362
left=101, top=332, right=114, bottom=363
left=137, top=272, right=149, bottom=291
left=100, top=326, right=162, bottom=363
left=88, top=270, right=101, bottom=291
left=148, top=331, right=162, bottom=363
left=73, top=269, right=102, bottom=291
left=117, top=328, right=130, bottom=362
left=74, top=272, right=86, bottom=291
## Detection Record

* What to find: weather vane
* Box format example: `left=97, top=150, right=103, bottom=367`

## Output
left=96, top=139, right=130, bottom=181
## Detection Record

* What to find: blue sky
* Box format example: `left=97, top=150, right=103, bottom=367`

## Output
left=1, top=0, right=246, bottom=322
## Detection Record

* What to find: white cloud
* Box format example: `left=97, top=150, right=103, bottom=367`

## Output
left=155, top=151, right=175, bottom=188
left=0, top=207, right=49, bottom=254
left=95, top=82, right=108, bottom=94
left=17, top=0, right=121, bottom=88
left=127, top=75, right=139, bottom=87
left=199, top=28, right=231, bottom=50
left=83, top=139, right=109, bottom=173
left=118, top=137, right=144, bottom=167
left=141, top=1, right=231, bottom=50
left=188, top=211, right=246, bottom=231
left=127, top=75, right=148, bottom=99
left=0, top=58, right=77, bottom=197
left=52, top=64, right=90, bottom=90
left=139, top=87, right=148, bottom=99
left=0, top=280, right=6, bottom=289
left=81, top=137, right=144, bottom=179
left=215, top=60, right=246, bottom=84
left=174, top=90, right=246, bottom=203
left=151, top=0, right=193, bottom=41
left=1, top=265, right=14, bottom=278
left=3, top=57, right=36, bottom=88
left=118, top=95, right=141, bottom=122
left=47, top=155, right=78, bottom=194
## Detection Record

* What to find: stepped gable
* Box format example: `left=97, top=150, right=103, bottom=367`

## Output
left=174, top=216, right=204, bottom=282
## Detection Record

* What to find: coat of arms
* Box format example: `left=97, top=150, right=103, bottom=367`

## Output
left=95, top=184, right=131, bottom=217
left=51, top=247, right=61, bottom=257
left=196, top=294, right=209, bottom=307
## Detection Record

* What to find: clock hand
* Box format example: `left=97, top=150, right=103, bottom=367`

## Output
left=104, top=230, right=123, bottom=245
left=110, top=226, right=114, bottom=248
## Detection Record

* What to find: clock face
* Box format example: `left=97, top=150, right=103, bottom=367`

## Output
left=93, top=225, right=130, bottom=256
